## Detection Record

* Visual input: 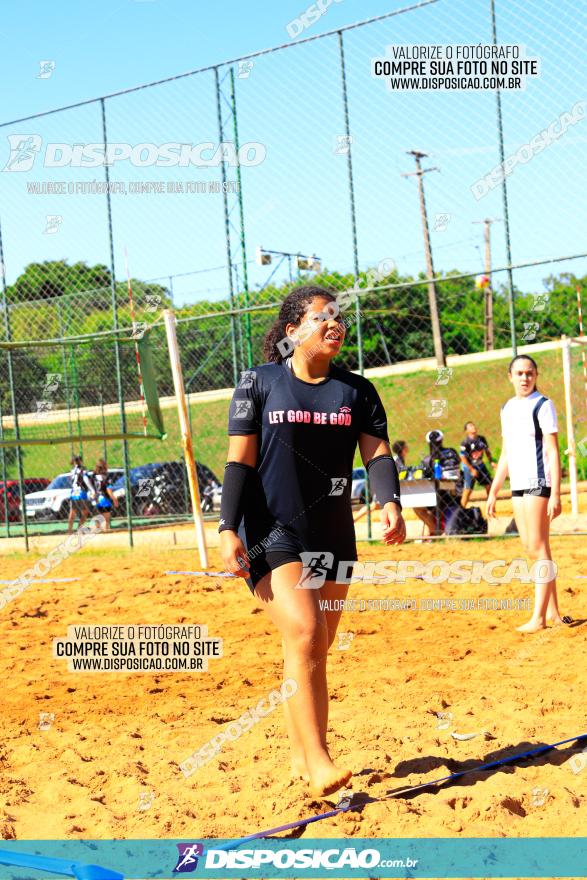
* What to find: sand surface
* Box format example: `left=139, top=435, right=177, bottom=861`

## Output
left=1, top=532, right=586, bottom=865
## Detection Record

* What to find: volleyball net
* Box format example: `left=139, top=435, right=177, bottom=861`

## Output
left=0, top=328, right=165, bottom=448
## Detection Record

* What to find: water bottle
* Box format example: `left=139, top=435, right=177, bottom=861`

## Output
left=433, top=458, right=442, bottom=480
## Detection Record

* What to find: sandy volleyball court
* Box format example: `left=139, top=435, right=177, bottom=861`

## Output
left=1, top=533, right=585, bottom=851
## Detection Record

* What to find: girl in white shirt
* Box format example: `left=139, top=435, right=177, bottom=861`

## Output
left=487, top=355, right=565, bottom=632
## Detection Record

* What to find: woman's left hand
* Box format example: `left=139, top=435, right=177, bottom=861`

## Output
left=381, top=502, right=406, bottom=545
left=547, top=494, right=562, bottom=521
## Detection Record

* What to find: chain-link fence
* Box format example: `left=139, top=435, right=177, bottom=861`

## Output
left=1, top=0, right=586, bottom=545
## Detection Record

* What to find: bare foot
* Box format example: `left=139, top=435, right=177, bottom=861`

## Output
left=308, top=761, right=352, bottom=798
left=548, top=615, right=572, bottom=626
left=516, top=619, right=546, bottom=633
left=291, top=760, right=310, bottom=783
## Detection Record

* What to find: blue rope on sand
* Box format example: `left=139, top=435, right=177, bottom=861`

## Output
left=211, top=734, right=587, bottom=852
left=0, top=850, right=123, bottom=879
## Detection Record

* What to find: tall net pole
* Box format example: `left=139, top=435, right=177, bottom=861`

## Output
left=163, top=310, right=208, bottom=567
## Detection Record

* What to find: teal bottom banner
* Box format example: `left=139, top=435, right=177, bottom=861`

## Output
left=1, top=838, right=586, bottom=879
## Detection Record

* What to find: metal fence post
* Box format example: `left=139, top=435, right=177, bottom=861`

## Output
left=490, top=0, right=517, bottom=355
left=338, top=31, right=363, bottom=375
left=338, top=30, right=372, bottom=540
left=214, top=67, right=240, bottom=386
left=0, top=220, right=29, bottom=551
left=0, top=391, right=9, bottom=538
left=101, top=97, right=134, bottom=546
left=56, top=299, right=75, bottom=458
left=229, top=67, right=253, bottom=368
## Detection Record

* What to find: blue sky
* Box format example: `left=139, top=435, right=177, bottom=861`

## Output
left=1, top=0, right=586, bottom=306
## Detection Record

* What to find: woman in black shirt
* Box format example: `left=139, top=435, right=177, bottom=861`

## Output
left=219, top=286, right=405, bottom=798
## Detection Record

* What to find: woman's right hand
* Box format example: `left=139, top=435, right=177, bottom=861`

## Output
left=485, top=492, right=497, bottom=519
left=219, top=530, right=250, bottom=578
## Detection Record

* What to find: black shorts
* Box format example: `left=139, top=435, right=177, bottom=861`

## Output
left=70, top=497, right=89, bottom=514
left=511, top=487, right=551, bottom=498
left=239, top=524, right=356, bottom=594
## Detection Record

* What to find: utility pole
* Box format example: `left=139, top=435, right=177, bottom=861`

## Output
left=402, top=150, right=445, bottom=366
left=473, top=217, right=501, bottom=351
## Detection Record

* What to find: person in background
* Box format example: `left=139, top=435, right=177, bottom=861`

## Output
left=391, top=438, right=437, bottom=538
left=421, top=430, right=461, bottom=477
left=487, top=355, right=566, bottom=632
left=418, top=430, right=462, bottom=533
left=392, top=440, right=408, bottom=473
left=67, top=455, right=94, bottom=534
left=460, top=421, right=496, bottom=509
left=92, top=459, right=118, bottom=531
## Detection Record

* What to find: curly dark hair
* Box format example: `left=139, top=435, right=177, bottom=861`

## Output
left=262, top=285, right=338, bottom=364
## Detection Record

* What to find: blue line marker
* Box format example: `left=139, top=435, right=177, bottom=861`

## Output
left=0, top=850, right=123, bottom=880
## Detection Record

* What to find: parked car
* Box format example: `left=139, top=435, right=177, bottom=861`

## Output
left=111, top=461, right=220, bottom=517
left=201, top=479, right=222, bottom=514
left=0, top=479, right=50, bottom=522
left=351, top=467, right=368, bottom=504
left=350, top=467, right=380, bottom=505
left=24, top=469, right=123, bottom=520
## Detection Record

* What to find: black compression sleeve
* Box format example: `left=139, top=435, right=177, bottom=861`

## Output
left=366, top=455, right=402, bottom=510
left=218, top=461, right=255, bottom=533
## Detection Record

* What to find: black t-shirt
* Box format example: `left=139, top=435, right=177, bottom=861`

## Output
left=460, top=435, right=489, bottom=467
left=421, top=447, right=461, bottom=473
left=421, top=447, right=462, bottom=506
left=227, top=362, right=388, bottom=555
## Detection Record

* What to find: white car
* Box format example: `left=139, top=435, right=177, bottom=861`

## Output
left=24, top=473, right=74, bottom=520
left=24, top=469, right=123, bottom=520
